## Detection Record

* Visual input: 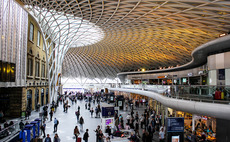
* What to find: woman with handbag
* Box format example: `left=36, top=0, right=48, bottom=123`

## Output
left=74, top=126, right=80, bottom=141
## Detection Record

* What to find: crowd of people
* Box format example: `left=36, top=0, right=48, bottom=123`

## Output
left=0, top=91, right=167, bottom=142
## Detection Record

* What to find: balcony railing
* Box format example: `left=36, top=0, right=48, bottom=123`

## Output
left=119, top=84, right=230, bottom=104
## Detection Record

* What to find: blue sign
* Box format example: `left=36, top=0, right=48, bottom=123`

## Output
left=167, top=117, right=184, bottom=132
left=102, top=107, right=114, bottom=117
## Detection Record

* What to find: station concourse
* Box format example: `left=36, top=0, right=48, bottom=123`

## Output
left=0, top=0, right=230, bottom=142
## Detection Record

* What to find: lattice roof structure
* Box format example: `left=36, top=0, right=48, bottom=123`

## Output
left=19, top=0, right=230, bottom=79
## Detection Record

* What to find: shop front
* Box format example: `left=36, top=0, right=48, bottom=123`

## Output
left=189, top=115, right=216, bottom=142
left=166, top=109, right=216, bottom=142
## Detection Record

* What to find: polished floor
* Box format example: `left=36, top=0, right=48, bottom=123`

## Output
left=42, top=100, right=102, bottom=142
left=2, top=99, right=160, bottom=142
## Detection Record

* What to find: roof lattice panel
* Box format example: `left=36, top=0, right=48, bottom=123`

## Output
left=20, top=0, right=230, bottom=79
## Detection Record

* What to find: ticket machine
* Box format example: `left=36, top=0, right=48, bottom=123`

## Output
left=35, top=118, right=42, bottom=136
left=23, top=124, right=33, bottom=142
left=30, top=121, right=38, bottom=138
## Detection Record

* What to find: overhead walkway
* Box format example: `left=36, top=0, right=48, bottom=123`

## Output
left=109, top=88, right=230, bottom=120
left=120, top=85, right=230, bottom=104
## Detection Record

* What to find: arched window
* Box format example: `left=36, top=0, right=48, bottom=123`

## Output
left=27, top=50, right=33, bottom=76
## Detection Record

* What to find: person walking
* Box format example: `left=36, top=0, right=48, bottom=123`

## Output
left=25, top=108, right=31, bottom=120
left=45, top=134, right=52, bottom=142
left=83, top=129, right=89, bottom=142
left=19, top=120, right=24, bottom=130
left=75, top=110, right=80, bottom=122
left=44, top=110, right=48, bottom=121
left=159, top=127, right=165, bottom=142
left=90, top=108, right=94, bottom=117
left=85, top=103, right=87, bottom=109
left=41, top=121, right=46, bottom=138
left=94, top=125, right=101, bottom=142
left=53, top=133, right=61, bottom=142
left=54, top=118, right=59, bottom=132
left=49, top=110, right=53, bottom=121
left=98, top=130, right=104, bottom=142
left=74, top=126, right=80, bottom=141
left=79, top=116, right=84, bottom=131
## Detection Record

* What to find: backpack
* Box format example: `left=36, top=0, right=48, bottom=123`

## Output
left=57, top=120, right=59, bottom=125
left=80, top=119, right=83, bottom=124
left=83, top=133, right=87, bottom=140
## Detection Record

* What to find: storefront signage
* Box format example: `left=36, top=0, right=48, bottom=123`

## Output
left=167, top=117, right=184, bottom=132
left=158, top=76, right=167, bottom=79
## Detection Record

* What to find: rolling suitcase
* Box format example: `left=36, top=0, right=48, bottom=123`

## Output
left=77, top=137, right=81, bottom=142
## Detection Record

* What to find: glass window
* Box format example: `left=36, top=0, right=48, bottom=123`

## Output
left=37, top=31, right=40, bottom=46
left=35, top=61, right=40, bottom=77
left=218, top=69, right=225, bottom=80
left=41, top=64, right=45, bottom=78
left=27, top=58, right=33, bottom=76
left=29, top=23, right=34, bottom=41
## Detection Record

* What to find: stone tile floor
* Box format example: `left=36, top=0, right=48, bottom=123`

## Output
left=1, top=99, right=161, bottom=142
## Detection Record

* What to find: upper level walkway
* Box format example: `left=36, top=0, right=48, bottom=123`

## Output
left=109, top=86, right=230, bottom=121
left=119, top=84, right=230, bottom=104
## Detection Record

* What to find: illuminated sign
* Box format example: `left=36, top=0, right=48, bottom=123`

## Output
left=158, top=76, right=167, bottom=79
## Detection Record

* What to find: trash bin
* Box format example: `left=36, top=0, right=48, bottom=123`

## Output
left=21, top=111, right=26, bottom=118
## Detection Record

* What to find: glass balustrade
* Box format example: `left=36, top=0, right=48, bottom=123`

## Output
left=119, top=84, right=230, bottom=104
left=0, top=121, right=20, bottom=141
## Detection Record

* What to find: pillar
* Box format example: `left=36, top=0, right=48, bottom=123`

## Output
left=165, top=107, right=168, bottom=118
left=192, top=114, right=197, bottom=131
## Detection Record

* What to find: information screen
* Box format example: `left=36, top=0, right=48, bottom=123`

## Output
left=167, top=117, right=184, bottom=132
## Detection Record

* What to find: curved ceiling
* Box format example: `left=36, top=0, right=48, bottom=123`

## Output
left=20, top=0, right=230, bottom=79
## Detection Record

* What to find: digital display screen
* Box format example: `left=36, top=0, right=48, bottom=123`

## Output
left=167, top=117, right=184, bottom=132
left=105, top=119, right=113, bottom=125
left=172, top=136, right=180, bottom=142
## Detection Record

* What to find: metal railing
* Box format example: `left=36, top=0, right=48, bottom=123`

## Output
left=118, top=84, right=230, bottom=104
left=0, top=121, right=20, bottom=142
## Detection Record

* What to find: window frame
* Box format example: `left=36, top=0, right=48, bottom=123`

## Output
left=29, top=23, right=34, bottom=41
left=35, top=60, right=40, bottom=77
left=37, top=31, right=41, bottom=47
left=41, top=63, right=45, bottom=78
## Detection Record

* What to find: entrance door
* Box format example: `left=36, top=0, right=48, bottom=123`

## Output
left=27, top=90, right=32, bottom=110
left=41, top=88, right=44, bottom=106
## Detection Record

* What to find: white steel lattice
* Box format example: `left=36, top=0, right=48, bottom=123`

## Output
left=19, top=0, right=230, bottom=81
